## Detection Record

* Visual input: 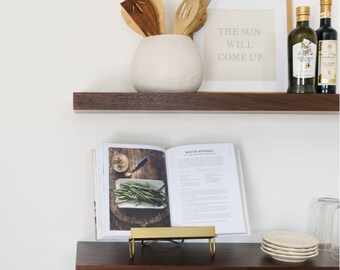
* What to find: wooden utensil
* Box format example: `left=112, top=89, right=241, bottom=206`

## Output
left=173, top=0, right=200, bottom=35
left=193, top=12, right=207, bottom=32
left=188, top=12, right=207, bottom=38
left=184, top=0, right=211, bottom=36
left=200, top=0, right=212, bottom=10
left=121, top=0, right=159, bottom=36
left=121, top=8, right=146, bottom=37
left=149, top=0, right=166, bottom=34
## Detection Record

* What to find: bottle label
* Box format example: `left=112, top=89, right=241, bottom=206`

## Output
left=293, top=39, right=317, bottom=78
left=318, top=40, right=337, bottom=86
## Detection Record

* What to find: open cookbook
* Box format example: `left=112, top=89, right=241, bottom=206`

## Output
left=93, top=143, right=250, bottom=240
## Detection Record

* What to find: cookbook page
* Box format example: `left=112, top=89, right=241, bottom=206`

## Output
left=95, top=143, right=170, bottom=240
left=166, top=143, right=249, bottom=235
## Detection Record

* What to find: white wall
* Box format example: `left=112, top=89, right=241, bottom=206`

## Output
left=0, top=0, right=338, bottom=270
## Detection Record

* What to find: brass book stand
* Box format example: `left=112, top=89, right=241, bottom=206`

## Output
left=128, top=226, right=216, bottom=259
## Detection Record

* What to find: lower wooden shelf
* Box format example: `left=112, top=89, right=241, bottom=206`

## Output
left=76, top=241, right=339, bottom=270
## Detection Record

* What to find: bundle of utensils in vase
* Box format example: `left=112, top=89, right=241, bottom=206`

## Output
left=261, top=230, right=319, bottom=263
left=121, top=0, right=211, bottom=37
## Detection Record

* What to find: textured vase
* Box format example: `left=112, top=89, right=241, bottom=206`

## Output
left=131, top=34, right=204, bottom=93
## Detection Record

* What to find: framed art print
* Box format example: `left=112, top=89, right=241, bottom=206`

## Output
left=194, top=0, right=292, bottom=92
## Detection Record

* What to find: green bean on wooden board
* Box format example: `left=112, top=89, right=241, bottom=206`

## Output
left=114, top=181, right=167, bottom=207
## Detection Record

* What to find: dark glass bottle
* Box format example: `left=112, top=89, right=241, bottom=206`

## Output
left=287, top=6, right=317, bottom=93
left=316, top=0, right=337, bottom=94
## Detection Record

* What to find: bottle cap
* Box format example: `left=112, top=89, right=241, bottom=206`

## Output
left=320, top=0, right=332, bottom=18
left=320, top=0, right=332, bottom=5
left=296, top=6, right=310, bottom=16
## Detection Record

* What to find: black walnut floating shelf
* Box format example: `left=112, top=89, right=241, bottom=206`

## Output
left=76, top=242, right=339, bottom=270
left=73, top=92, right=339, bottom=112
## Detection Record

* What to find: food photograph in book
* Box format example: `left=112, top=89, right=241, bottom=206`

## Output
left=108, top=147, right=170, bottom=230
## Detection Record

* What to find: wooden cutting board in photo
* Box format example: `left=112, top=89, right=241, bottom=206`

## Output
left=121, top=8, right=146, bottom=37
left=149, top=0, right=166, bottom=34
left=121, top=0, right=159, bottom=37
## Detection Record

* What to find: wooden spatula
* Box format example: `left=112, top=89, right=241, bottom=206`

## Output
left=173, top=0, right=200, bottom=35
left=121, top=8, right=146, bottom=37
left=149, top=0, right=166, bottom=34
left=121, top=0, right=159, bottom=36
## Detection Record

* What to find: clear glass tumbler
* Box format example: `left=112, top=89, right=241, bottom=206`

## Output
left=330, top=205, right=339, bottom=260
left=314, top=197, right=340, bottom=251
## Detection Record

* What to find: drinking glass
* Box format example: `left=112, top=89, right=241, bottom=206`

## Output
left=330, top=205, right=339, bottom=260
left=314, top=197, right=339, bottom=251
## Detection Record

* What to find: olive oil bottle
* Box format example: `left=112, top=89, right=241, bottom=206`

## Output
left=287, top=6, right=317, bottom=93
left=316, top=0, right=337, bottom=94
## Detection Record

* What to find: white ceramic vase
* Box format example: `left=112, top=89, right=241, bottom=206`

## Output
left=131, top=34, right=204, bottom=93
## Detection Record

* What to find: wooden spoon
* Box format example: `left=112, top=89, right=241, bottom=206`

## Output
left=173, top=0, right=200, bottom=35
left=188, top=12, right=207, bottom=38
left=194, top=12, right=207, bottom=32
left=184, top=0, right=211, bottom=36
left=149, top=0, right=166, bottom=34
left=121, top=8, right=146, bottom=37
left=121, top=0, right=159, bottom=36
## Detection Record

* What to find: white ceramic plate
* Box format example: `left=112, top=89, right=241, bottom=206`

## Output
left=262, top=230, right=318, bottom=248
left=115, top=178, right=166, bottom=209
left=260, top=247, right=318, bottom=263
left=261, top=243, right=318, bottom=256
left=262, top=239, right=318, bottom=253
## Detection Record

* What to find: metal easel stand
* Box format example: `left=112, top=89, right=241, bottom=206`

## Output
left=128, top=226, right=216, bottom=259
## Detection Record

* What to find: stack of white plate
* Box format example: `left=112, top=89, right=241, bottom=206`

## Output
left=261, top=230, right=319, bottom=263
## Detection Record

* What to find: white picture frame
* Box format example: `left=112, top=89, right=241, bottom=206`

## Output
left=194, top=0, right=292, bottom=92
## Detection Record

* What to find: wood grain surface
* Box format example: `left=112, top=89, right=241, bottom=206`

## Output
left=121, top=0, right=159, bottom=36
left=109, top=147, right=170, bottom=230
left=76, top=242, right=340, bottom=270
left=73, top=92, right=340, bottom=112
